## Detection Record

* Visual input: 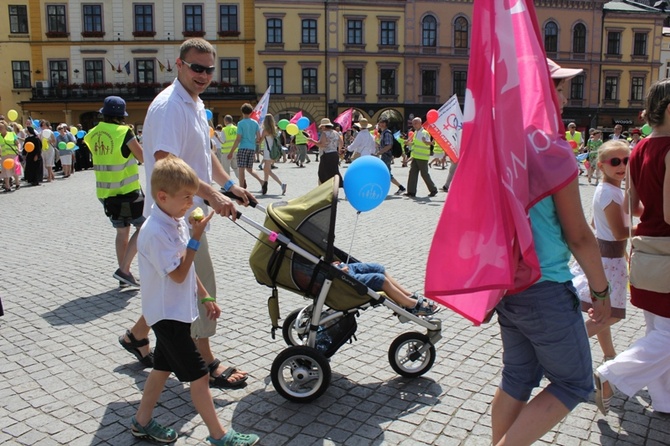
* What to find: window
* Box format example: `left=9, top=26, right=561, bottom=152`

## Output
left=544, top=21, right=558, bottom=53
left=347, top=68, right=363, bottom=95
left=12, top=61, right=30, bottom=89
left=380, top=69, right=396, bottom=96
left=634, top=33, right=647, bottom=56
left=666, top=61, right=670, bottom=79
left=380, top=20, right=396, bottom=46
left=82, top=4, right=103, bottom=33
left=46, top=4, right=67, bottom=34
left=453, top=70, right=467, bottom=99
left=572, top=24, right=586, bottom=54
left=454, top=17, right=468, bottom=49
left=184, top=5, right=203, bottom=32
left=604, top=76, right=618, bottom=100
left=422, top=70, right=437, bottom=96
left=219, top=5, right=238, bottom=33
left=84, top=59, right=104, bottom=84
left=9, top=5, right=28, bottom=34
left=268, top=68, right=283, bottom=94
left=302, top=68, right=317, bottom=94
left=631, top=77, right=645, bottom=101
left=267, top=18, right=282, bottom=44
left=134, top=4, right=154, bottom=32
left=570, top=75, right=584, bottom=100
left=220, top=59, right=239, bottom=85
left=347, top=19, right=363, bottom=45
left=607, top=32, right=621, bottom=55
left=422, top=15, right=437, bottom=47
left=136, top=59, right=155, bottom=84
left=49, top=60, right=69, bottom=86
left=302, top=19, right=317, bottom=44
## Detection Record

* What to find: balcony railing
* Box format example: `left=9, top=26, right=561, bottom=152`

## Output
left=30, top=84, right=257, bottom=101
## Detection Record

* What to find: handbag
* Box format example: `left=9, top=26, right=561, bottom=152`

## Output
left=629, top=235, right=670, bottom=293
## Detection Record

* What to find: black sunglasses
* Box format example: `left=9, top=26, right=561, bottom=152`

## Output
left=604, top=157, right=629, bottom=167
left=182, top=60, right=215, bottom=75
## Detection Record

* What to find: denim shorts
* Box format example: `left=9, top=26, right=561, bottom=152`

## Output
left=495, top=281, right=593, bottom=410
left=347, top=262, right=386, bottom=291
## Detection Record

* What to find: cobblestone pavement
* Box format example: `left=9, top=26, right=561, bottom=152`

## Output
left=1, top=158, right=668, bottom=446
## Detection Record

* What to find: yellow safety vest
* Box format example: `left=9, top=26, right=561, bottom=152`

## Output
left=85, top=122, right=141, bottom=199
left=0, top=132, right=17, bottom=157
left=295, top=131, right=308, bottom=145
left=411, top=128, right=432, bottom=160
left=433, top=142, right=445, bottom=155
left=221, top=124, right=237, bottom=154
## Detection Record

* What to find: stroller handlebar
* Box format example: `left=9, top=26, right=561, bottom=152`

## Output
left=221, top=190, right=259, bottom=208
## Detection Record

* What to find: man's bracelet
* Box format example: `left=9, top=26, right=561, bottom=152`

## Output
left=590, top=283, right=610, bottom=301
left=200, top=296, right=216, bottom=304
left=223, top=179, right=235, bottom=192
left=187, top=238, right=200, bottom=251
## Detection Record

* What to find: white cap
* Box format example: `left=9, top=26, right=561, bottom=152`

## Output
left=547, top=58, right=583, bottom=80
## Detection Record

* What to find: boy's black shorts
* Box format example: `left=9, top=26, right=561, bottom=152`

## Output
left=152, top=319, right=208, bottom=382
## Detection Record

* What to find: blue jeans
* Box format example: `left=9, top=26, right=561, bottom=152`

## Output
left=495, top=281, right=593, bottom=410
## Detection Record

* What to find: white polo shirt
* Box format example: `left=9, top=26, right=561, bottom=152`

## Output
left=138, top=203, right=199, bottom=327
left=142, top=79, right=212, bottom=218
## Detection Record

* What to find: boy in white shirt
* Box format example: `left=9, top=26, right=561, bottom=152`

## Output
left=132, top=155, right=259, bottom=446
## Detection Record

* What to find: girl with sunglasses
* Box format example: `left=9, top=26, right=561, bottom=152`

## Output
left=573, top=140, right=631, bottom=413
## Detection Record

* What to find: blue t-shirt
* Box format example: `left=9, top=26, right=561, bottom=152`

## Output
left=236, top=118, right=259, bottom=150
left=529, top=196, right=572, bottom=283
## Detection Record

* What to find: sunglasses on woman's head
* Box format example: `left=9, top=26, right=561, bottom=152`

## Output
left=604, top=157, right=629, bottom=167
left=182, top=60, right=215, bottom=75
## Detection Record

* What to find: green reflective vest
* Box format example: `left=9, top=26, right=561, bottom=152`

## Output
left=411, top=128, right=432, bottom=160
left=295, top=131, right=307, bottom=145
left=0, top=132, right=17, bottom=157
left=85, top=122, right=140, bottom=199
left=221, top=124, right=237, bottom=153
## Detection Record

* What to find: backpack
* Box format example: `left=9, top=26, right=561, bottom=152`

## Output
left=391, top=136, right=403, bottom=158
left=268, top=135, right=282, bottom=161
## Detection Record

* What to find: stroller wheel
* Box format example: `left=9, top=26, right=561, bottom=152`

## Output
left=271, top=346, right=331, bottom=403
left=282, top=308, right=311, bottom=347
left=388, top=332, right=436, bottom=378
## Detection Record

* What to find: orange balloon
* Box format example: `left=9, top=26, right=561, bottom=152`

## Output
left=24, top=141, right=35, bottom=152
left=209, top=127, right=215, bottom=138
left=3, top=158, right=15, bottom=170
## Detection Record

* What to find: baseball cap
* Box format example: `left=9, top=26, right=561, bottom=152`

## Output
left=547, top=59, right=583, bottom=80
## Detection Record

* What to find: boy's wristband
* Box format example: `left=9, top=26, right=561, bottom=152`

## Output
left=200, top=296, right=216, bottom=304
left=590, top=283, right=610, bottom=301
left=187, top=238, right=200, bottom=251
left=223, top=179, right=235, bottom=192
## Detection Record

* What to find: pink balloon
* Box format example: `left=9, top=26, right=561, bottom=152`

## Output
left=426, top=109, right=439, bottom=125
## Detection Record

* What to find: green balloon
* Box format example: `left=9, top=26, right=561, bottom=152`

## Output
left=58, top=141, right=67, bottom=150
left=641, top=123, right=652, bottom=136
left=277, top=119, right=289, bottom=130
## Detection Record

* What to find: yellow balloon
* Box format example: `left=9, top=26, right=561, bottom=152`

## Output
left=286, top=123, right=299, bottom=136
left=66, top=142, right=76, bottom=149
left=70, top=126, right=77, bottom=134
left=7, top=110, right=18, bottom=122
left=3, top=158, right=15, bottom=170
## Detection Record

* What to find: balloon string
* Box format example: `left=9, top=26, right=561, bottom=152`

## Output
left=346, top=211, right=361, bottom=264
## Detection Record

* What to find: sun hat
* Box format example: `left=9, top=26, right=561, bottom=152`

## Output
left=547, top=58, right=583, bottom=80
left=99, top=96, right=128, bottom=117
left=356, top=118, right=373, bottom=129
left=319, top=118, right=334, bottom=128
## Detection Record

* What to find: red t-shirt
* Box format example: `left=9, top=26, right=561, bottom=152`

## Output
left=629, top=136, right=670, bottom=317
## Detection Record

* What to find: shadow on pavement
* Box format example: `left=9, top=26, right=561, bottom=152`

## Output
left=41, top=288, right=139, bottom=326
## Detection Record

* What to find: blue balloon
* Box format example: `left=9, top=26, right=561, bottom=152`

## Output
left=205, top=109, right=213, bottom=121
left=297, top=116, right=310, bottom=130
left=344, top=157, right=391, bottom=212
left=77, top=130, right=86, bottom=138
left=33, top=119, right=40, bottom=128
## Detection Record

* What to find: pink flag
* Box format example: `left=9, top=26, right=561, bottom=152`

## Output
left=251, top=86, right=271, bottom=124
left=304, top=122, right=318, bottom=148
left=333, top=108, right=353, bottom=132
left=424, top=0, right=578, bottom=325
left=290, top=111, right=303, bottom=124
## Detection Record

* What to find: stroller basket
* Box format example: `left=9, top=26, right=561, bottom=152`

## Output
left=249, top=178, right=371, bottom=311
left=315, top=310, right=357, bottom=358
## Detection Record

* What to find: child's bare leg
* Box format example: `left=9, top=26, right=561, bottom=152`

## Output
left=384, top=272, right=413, bottom=296
left=135, top=370, right=171, bottom=426
left=190, top=374, right=226, bottom=440
left=246, top=168, right=263, bottom=185
left=586, top=317, right=620, bottom=359
left=381, top=279, right=416, bottom=308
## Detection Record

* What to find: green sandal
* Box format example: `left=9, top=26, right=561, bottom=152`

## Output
left=207, top=428, right=259, bottom=446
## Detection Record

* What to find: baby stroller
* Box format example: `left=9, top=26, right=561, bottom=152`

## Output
left=237, top=177, right=442, bottom=402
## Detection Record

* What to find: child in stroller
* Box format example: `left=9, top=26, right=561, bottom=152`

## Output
left=333, top=261, right=439, bottom=316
